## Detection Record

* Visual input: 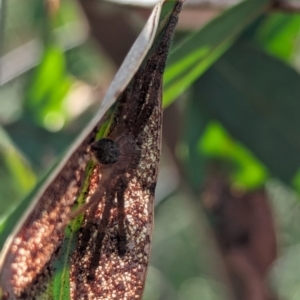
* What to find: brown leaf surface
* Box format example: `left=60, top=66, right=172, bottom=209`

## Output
left=0, top=1, right=184, bottom=299
left=69, top=4, right=184, bottom=298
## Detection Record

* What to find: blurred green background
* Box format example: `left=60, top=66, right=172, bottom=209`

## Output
left=2, top=0, right=300, bottom=299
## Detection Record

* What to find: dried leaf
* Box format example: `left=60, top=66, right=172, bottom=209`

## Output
left=0, top=1, right=184, bottom=299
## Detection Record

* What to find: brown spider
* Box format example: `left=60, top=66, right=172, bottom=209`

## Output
left=81, top=129, right=142, bottom=261
left=75, top=70, right=162, bottom=279
left=72, top=7, right=182, bottom=280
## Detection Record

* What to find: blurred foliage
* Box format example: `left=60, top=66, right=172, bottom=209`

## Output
left=25, top=45, right=72, bottom=130
left=199, top=121, right=268, bottom=190
left=251, top=13, right=300, bottom=62
left=2, top=0, right=300, bottom=299
left=163, top=0, right=270, bottom=105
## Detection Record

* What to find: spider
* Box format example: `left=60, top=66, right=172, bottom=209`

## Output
left=75, top=67, right=163, bottom=278
left=71, top=3, right=182, bottom=281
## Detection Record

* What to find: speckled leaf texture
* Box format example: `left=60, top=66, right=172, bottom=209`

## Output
left=0, top=1, right=183, bottom=300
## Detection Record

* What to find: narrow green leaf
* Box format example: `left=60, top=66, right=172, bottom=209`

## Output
left=52, top=161, right=95, bottom=300
left=163, top=0, right=271, bottom=107
left=26, top=45, right=72, bottom=131
left=254, top=13, right=300, bottom=61
left=0, top=128, right=36, bottom=193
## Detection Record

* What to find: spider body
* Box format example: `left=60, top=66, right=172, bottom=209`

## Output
left=91, top=138, right=120, bottom=165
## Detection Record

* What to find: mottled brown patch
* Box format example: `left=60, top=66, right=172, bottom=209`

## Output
left=0, top=1, right=184, bottom=299
left=0, top=141, right=92, bottom=299
left=70, top=2, right=183, bottom=299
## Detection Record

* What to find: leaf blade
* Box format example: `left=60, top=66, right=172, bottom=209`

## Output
left=163, top=0, right=271, bottom=106
left=196, top=40, right=300, bottom=186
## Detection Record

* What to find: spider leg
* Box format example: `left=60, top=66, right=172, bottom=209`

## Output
left=70, top=185, right=106, bottom=220
left=127, top=55, right=163, bottom=138
left=131, top=74, right=162, bottom=138
left=129, top=11, right=179, bottom=138
left=124, top=68, right=144, bottom=131
left=76, top=186, right=106, bottom=253
left=109, top=86, right=131, bottom=138
left=116, top=178, right=128, bottom=256
left=88, top=187, right=116, bottom=279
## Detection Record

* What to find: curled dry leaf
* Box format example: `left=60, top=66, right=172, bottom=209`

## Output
left=0, top=1, right=184, bottom=299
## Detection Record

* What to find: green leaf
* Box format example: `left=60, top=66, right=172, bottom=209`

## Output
left=195, top=40, right=300, bottom=186
left=199, top=121, right=268, bottom=189
left=163, top=0, right=271, bottom=107
left=0, top=162, right=56, bottom=248
left=0, top=128, right=36, bottom=192
left=253, top=13, right=300, bottom=61
left=0, top=127, right=36, bottom=220
left=180, top=88, right=210, bottom=192
left=182, top=86, right=267, bottom=191
left=26, top=45, right=72, bottom=131
left=52, top=160, right=94, bottom=300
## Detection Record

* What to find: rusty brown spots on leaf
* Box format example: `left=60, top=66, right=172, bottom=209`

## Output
left=0, top=141, right=92, bottom=299
left=70, top=3, right=183, bottom=299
